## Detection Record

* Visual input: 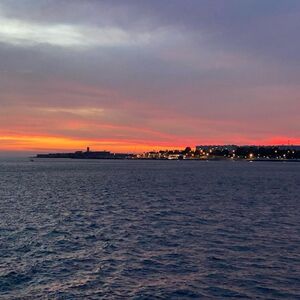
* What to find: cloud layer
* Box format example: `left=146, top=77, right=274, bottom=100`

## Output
left=0, top=0, right=299, bottom=153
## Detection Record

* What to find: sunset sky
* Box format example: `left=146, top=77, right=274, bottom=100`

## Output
left=0, top=0, right=299, bottom=155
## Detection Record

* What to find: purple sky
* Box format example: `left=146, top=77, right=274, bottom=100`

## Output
left=0, top=0, right=299, bottom=153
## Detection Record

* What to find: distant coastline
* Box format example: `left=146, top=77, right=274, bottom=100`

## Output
left=35, top=145, right=300, bottom=162
left=36, top=148, right=132, bottom=160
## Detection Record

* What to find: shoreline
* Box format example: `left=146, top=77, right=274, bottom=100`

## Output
left=32, top=157, right=300, bottom=162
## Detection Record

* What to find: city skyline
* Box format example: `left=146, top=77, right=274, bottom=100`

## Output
left=1, top=0, right=300, bottom=155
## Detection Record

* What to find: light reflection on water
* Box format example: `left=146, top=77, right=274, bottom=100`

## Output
left=0, top=159, right=299, bottom=299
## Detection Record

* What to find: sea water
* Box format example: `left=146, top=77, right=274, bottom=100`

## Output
left=0, top=159, right=299, bottom=299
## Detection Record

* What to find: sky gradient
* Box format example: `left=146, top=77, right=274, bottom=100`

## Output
left=0, top=0, right=299, bottom=154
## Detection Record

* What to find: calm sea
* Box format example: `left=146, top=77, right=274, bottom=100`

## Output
left=0, top=159, right=299, bottom=299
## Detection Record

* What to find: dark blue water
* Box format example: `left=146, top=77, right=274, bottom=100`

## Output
left=0, top=159, right=299, bottom=299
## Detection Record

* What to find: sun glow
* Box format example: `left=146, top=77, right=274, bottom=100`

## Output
left=0, top=135, right=186, bottom=154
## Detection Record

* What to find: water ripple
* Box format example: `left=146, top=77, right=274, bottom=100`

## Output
left=0, top=159, right=299, bottom=299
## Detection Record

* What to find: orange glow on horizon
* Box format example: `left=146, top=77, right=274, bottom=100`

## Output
left=0, top=135, right=190, bottom=153
left=0, top=134, right=299, bottom=154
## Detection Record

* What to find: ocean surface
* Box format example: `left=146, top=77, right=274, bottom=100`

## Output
left=0, top=159, right=299, bottom=299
